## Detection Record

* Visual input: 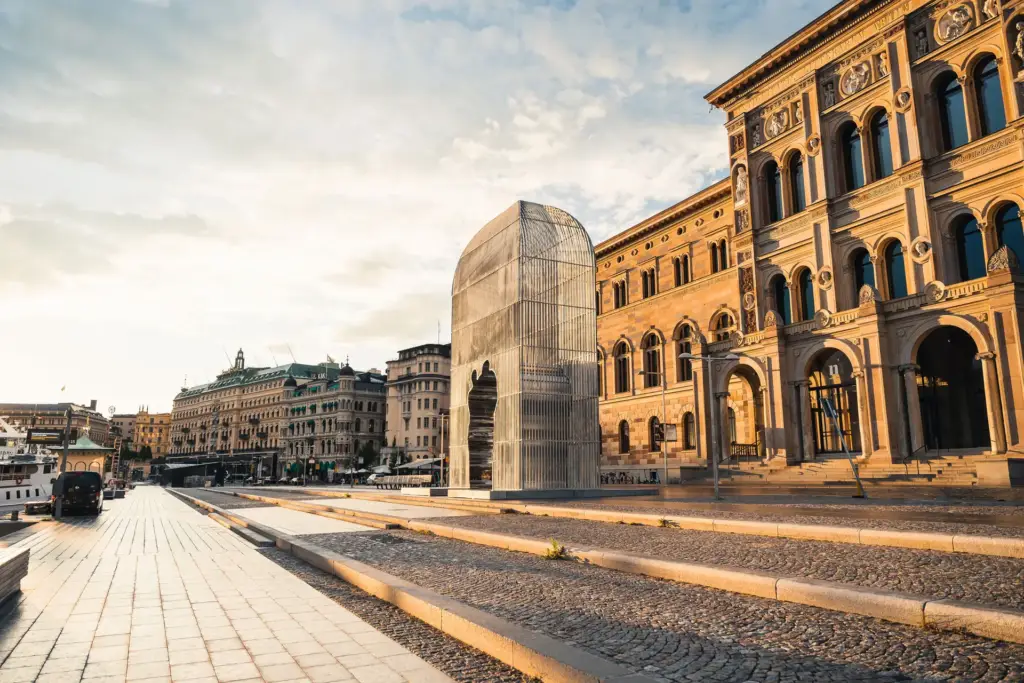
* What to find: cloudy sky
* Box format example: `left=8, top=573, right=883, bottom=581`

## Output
left=0, top=0, right=833, bottom=413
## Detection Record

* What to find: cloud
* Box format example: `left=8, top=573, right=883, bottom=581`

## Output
left=0, top=0, right=835, bottom=412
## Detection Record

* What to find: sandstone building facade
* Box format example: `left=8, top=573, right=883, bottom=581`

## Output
left=132, top=409, right=171, bottom=458
left=384, top=343, right=451, bottom=462
left=598, top=0, right=1024, bottom=486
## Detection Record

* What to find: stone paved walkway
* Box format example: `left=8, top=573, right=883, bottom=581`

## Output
left=0, top=486, right=453, bottom=683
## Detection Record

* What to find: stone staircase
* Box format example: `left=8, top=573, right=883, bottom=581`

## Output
left=718, top=452, right=984, bottom=487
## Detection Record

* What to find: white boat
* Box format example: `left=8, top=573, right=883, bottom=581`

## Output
left=0, top=417, right=57, bottom=505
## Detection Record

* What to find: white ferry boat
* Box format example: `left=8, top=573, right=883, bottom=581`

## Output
left=0, top=417, right=57, bottom=505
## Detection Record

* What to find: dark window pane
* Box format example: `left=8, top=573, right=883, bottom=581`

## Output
left=975, top=57, right=1006, bottom=137
left=885, top=242, right=908, bottom=299
left=996, top=204, right=1024, bottom=262
left=853, top=249, right=875, bottom=291
left=766, top=162, right=783, bottom=223
left=842, top=125, right=865, bottom=191
left=772, top=275, right=792, bottom=325
left=955, top=217, right=986, bottom=281
left=799, top=270, right=815, bottom=321
left=790, top=155, right=806, bottom=213
left=710, top=243, right=719, bottom=273
left=871, top=113, right=893, bottom=180
left=938, top=74, right=968, bottom=150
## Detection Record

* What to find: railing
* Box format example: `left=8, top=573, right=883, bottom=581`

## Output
left=830, top=309, right=858, bottom=326
left=741, top=332, right=765, bottom=346
left=944, top=278, right=987, bottom=301
left=730, top=442, right=759, bottom=462
left=783, top=320, right=816, bottom=336
left=882, top=293, right=925, bottom=314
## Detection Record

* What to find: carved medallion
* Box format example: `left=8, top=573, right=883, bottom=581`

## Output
left=763, top=310, right=778, bottom=328
left=806, top=134, right=822, bottom=157
left=924, top=281, right=946, bottom=304
left=814, top=309, right=832, bottom=329
left=765, top=110, right=789, bottom=139
left=840, top=62, right=871, bottom=96
left=894, top=88, right=913, bottom=112
left=743, top=292, right=757, bottom=311
left=936, top=5, right=974, bottom=44
left=859, top=284, right=881, bottom=305
left=910, top=238, right=932, bottom=263
left=817, top=267, right=834, bottom=290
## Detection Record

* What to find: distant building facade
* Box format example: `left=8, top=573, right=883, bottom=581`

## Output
left=385, top=343, right=451, bottom=461
left=109, top=414, right=137, bottom=447
left=279, top=365, right=386, bottom=466
left=0, top=400, right=109, bottom=445
left=598, top=0, right=1024, bottom=487
left=132, top=410, right=171, bottom=458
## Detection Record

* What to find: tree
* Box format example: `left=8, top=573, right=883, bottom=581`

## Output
left=139, top=445, right=153, bottom=461
left=358, top=441, right=379, bottom=468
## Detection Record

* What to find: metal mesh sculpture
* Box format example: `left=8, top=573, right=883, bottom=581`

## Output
left=450, top=201, right=600, bottom=492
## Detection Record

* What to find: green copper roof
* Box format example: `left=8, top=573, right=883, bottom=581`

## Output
left=66, top=434, right=114, bottom=452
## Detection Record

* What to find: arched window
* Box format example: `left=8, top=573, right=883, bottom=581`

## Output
left=790, top=153, right=806, bottom=213
left=642, top=335, right=661, bottom=388
left=870, top=111, right=893, bottom=181
left=618, top=420, right=630, bottom=454
left=954, top=216, right=986, bottom=281
left=674, top=255, right=691, bottom=286
left=648, top=416, right=661, bottom=451
left=681, top=255, right=690, bottom=284
left=710, top=243, right=719, bottom=274
left=995, top=203, right=1024, bottom=260
left=974, top=56, right=1006, bottom=138
left=771, top=274, right=792, bottom=325
left=798, top=269, right=815, bottom=321
left=641, top=270, right=651, bottom=298
left=936, top=72, right=968, bottom=151
left=765, top=161, right=783, bottom=223
left=713, top=314, right=734, bottom=341
left=354, top=418, right=361, bottom=433
left=683, top=413, right=696, bottom=449
left=614, top=342, right=630, bottom=394
left=676, top=325, right=693, bottom=382
left=613, top=281, right=627, bottom=309
left=673, top=258, right=682, bottom=287
left=884, top=241, right=908, bottom=299
left=851, top=248, right=875, bottom=293
left=719, top=240, right=728, bottom=270
left=840, top=123, right=865, bottom=192
left=597, top=353, right=604, bottom=396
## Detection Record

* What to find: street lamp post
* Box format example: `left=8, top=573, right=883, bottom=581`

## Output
left=637, top=368, right=668, bottom=486
left=679, top=352, right=739, bottom=501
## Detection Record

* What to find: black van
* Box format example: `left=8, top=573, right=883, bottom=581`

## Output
left=52, top=472, right=104, bottom=515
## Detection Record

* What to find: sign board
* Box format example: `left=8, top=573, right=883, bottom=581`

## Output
left=27, top=428, right=77, bottom=445
left=663, top=424, right=679, bottom=442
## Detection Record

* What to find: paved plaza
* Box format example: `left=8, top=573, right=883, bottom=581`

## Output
left=0, top=487, right=453, bottom=683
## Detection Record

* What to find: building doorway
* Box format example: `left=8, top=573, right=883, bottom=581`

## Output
left=807, top=349, right=861, bottom=454
left=467, top=363, right=497, bottom=487
left=722, top=365, right=764, bottom=461
left=915, top=327, right=989, bottom=450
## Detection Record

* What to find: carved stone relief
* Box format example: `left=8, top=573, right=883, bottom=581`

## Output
left=894, top=88, right=913, bottom=112
left=859, top=284, right=881, bottom=305
left=910, top=237, right=932, bottom=263
left=806, top=134, right=822, bottom=156
left=814, top=309, right=832, bottom=329
left=730, top=133, right=745, bottom=155
left=840, top=62, right=871, bottom=96
left=736, top=210, right=750, bottom=233
left=765, top=109, right=789, bottom=139
left=983, top=0, right=999, bottom=21
left=1015, top=21, right=1024, bottom=82
left=751, top=123, right=762, bottom=148
left=743, top=292, right=757, bottom=310
left=988, top=245, right=1020, bottom=272
left=822, top=81, right=837, bottom=109
left=763, top=310, right=778, bottom=328
left=936, top=4, right=974, bottom=44
left=924, top=281, right=946, bottom=304
left=914, top=28, right=930, bottom=59
left=734, top=165, right=749, bottom=207
left=793, top=101, right=803, bottom=124
left=817, top=267, right=834, bottom=290
left=876, top=51, right=889, bottom=78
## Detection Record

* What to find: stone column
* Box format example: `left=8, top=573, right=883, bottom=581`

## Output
left=899, top=364, right=924, bottom=457
left=715, top=392, right=731, bottom=464
left=758, top=386, right=770, bottom=459
left=793, top=380, right=813, bottom=462
left=851, top=370, right=873, bottom=458
left=976, top=352, right=1007, bottom=454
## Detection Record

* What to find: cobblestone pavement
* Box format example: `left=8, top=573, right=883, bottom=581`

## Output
left=260, top=548, right=529, bottom=683
left=444, top=514, right=1024, bottom=610
left=535, top=500, right=1024, bottom=538
left=0, top=487, right=453, bottom=683
left=304, top=529, right=1024, bottom=683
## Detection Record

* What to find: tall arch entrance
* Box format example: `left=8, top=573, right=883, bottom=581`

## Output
left=807, top=349, right=861, bottom=454
left=915, top=327, right=988, bottom=450
left=720, top=365, right=765, bottom=462
left=467, top=364, right=497, bottom=487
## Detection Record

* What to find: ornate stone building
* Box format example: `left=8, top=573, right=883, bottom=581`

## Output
left=598, top=0, right=1024, bottom=486
left=132, top=409, right=171, bottom=458
left=0, top=400, right=109, bottom=446
left=279, top=364, right=386, bottom=465
left=384, top=343, right=451, bottom=462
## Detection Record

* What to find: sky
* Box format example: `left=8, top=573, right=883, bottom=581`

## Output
left=0, top=0, right=834, bottom=414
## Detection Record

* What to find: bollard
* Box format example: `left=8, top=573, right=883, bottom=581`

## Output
left=10, top=511, right=18, bottom=522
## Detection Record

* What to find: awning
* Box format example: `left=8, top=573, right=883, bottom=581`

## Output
left=395, top=458, right=441, bottom=470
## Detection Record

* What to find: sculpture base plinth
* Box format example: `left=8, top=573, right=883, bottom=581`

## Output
left=439, top=487, right=652, bottom=500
